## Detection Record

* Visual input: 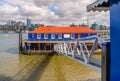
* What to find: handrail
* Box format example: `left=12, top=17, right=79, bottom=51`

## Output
left=54, top=35, right=110, bottom=71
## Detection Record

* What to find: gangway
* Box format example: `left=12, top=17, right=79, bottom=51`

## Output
left=54, top=35, right=110, bottom=72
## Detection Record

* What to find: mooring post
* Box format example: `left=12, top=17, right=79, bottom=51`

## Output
left=19, top=25, right=22, bottom=54
left=102, top=42, right=110, bottom=81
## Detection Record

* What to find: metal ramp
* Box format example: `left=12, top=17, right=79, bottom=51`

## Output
left=54, top=35, right=110, bottom=72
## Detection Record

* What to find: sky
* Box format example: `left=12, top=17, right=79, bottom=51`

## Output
left=0, top=0, right=110, bottom=26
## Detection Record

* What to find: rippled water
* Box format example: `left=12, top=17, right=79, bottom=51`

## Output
left=0, top=34, right=101, bottom=81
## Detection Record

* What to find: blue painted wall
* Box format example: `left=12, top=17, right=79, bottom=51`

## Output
left=110, top=1, right=120, bottom=81
left=28, top=33, right=96, bottom=41
left=81, top=33, right=88, bottom=38
left=28, top=33, right=32, bottom=39
left=28, top=33, right=37, bottom=40
left=74, top=34, right=78, bottom=39
left=55, top=34, right=59, bottom=40
left=90, top=33, right=96, bottom=36
left=41, top=33, right=44, bottom=40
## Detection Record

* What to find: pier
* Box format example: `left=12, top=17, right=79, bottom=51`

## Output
left=20, top=30, right=109, bottom=71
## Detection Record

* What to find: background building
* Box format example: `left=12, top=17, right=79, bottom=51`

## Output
left=27, top=19, right=31, bottom=26
left=90, top=22, right=110, bottom=36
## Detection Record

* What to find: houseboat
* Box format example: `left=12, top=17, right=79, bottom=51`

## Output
left=22, top=26, right=97, bottom=54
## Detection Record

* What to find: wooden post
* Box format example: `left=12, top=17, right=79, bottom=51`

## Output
left=38, top=43, right=40, bottom=53
left=19, top=25, right=22, bottom=54
left=27, top=43, right=31, bottom=54
left=34, top=43, right=35, bottom=53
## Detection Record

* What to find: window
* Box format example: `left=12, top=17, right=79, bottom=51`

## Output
left=44, top=34, right=48, bottom=39
left=37, top=34, right=41, bottom=39
left=52, top=34, right=55, bottom=39
left=71, top=34, right=74, bottom=39
left=64, top=34, right=70, bottom=38
left=59, top=34, right=62, bottom=39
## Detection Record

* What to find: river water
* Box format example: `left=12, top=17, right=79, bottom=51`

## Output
left=0, top=34, right=101, bottom=81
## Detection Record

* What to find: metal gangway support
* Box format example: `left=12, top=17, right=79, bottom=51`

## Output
left=54, top=35, right=110, bottom=72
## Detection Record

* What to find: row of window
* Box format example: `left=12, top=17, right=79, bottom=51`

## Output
left=31, top=34, right=81, bottom=39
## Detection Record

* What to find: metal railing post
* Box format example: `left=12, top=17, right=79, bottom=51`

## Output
left=102, top=42, right=110, bottom=81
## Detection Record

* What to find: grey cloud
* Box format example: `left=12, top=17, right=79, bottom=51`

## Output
left=0, top=0, right=110, bottom=26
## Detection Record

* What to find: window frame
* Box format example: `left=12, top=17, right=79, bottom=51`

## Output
left=71, top=33, right=74, bottom=39
left=44, top=33, right=48, bottom=39
left=59, top=33, right=62, bottom=39
left=52, top=33, right=55, bottom=39
left=63, top=33, right=71, bottom=38
left=78, top=34, right=81, bottom=39
left=37, top=33, right=41, bottom=39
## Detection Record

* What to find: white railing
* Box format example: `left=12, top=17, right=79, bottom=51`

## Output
left=54, top=35, right=110, bottom=71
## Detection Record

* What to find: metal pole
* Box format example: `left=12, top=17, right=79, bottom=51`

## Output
left=102, top=42, right=110, bottom=81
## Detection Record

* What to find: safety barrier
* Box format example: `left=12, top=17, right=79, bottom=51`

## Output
left=54, top=35, right=110, bottom=71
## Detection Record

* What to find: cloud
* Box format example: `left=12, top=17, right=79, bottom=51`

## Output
left=0, top=0, right=110, bottom=26
left=21, top=5, right=46, bottom=16
left=88, top=11, right=110, bottom=26
left=0, top=4, right=19, bottom=15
